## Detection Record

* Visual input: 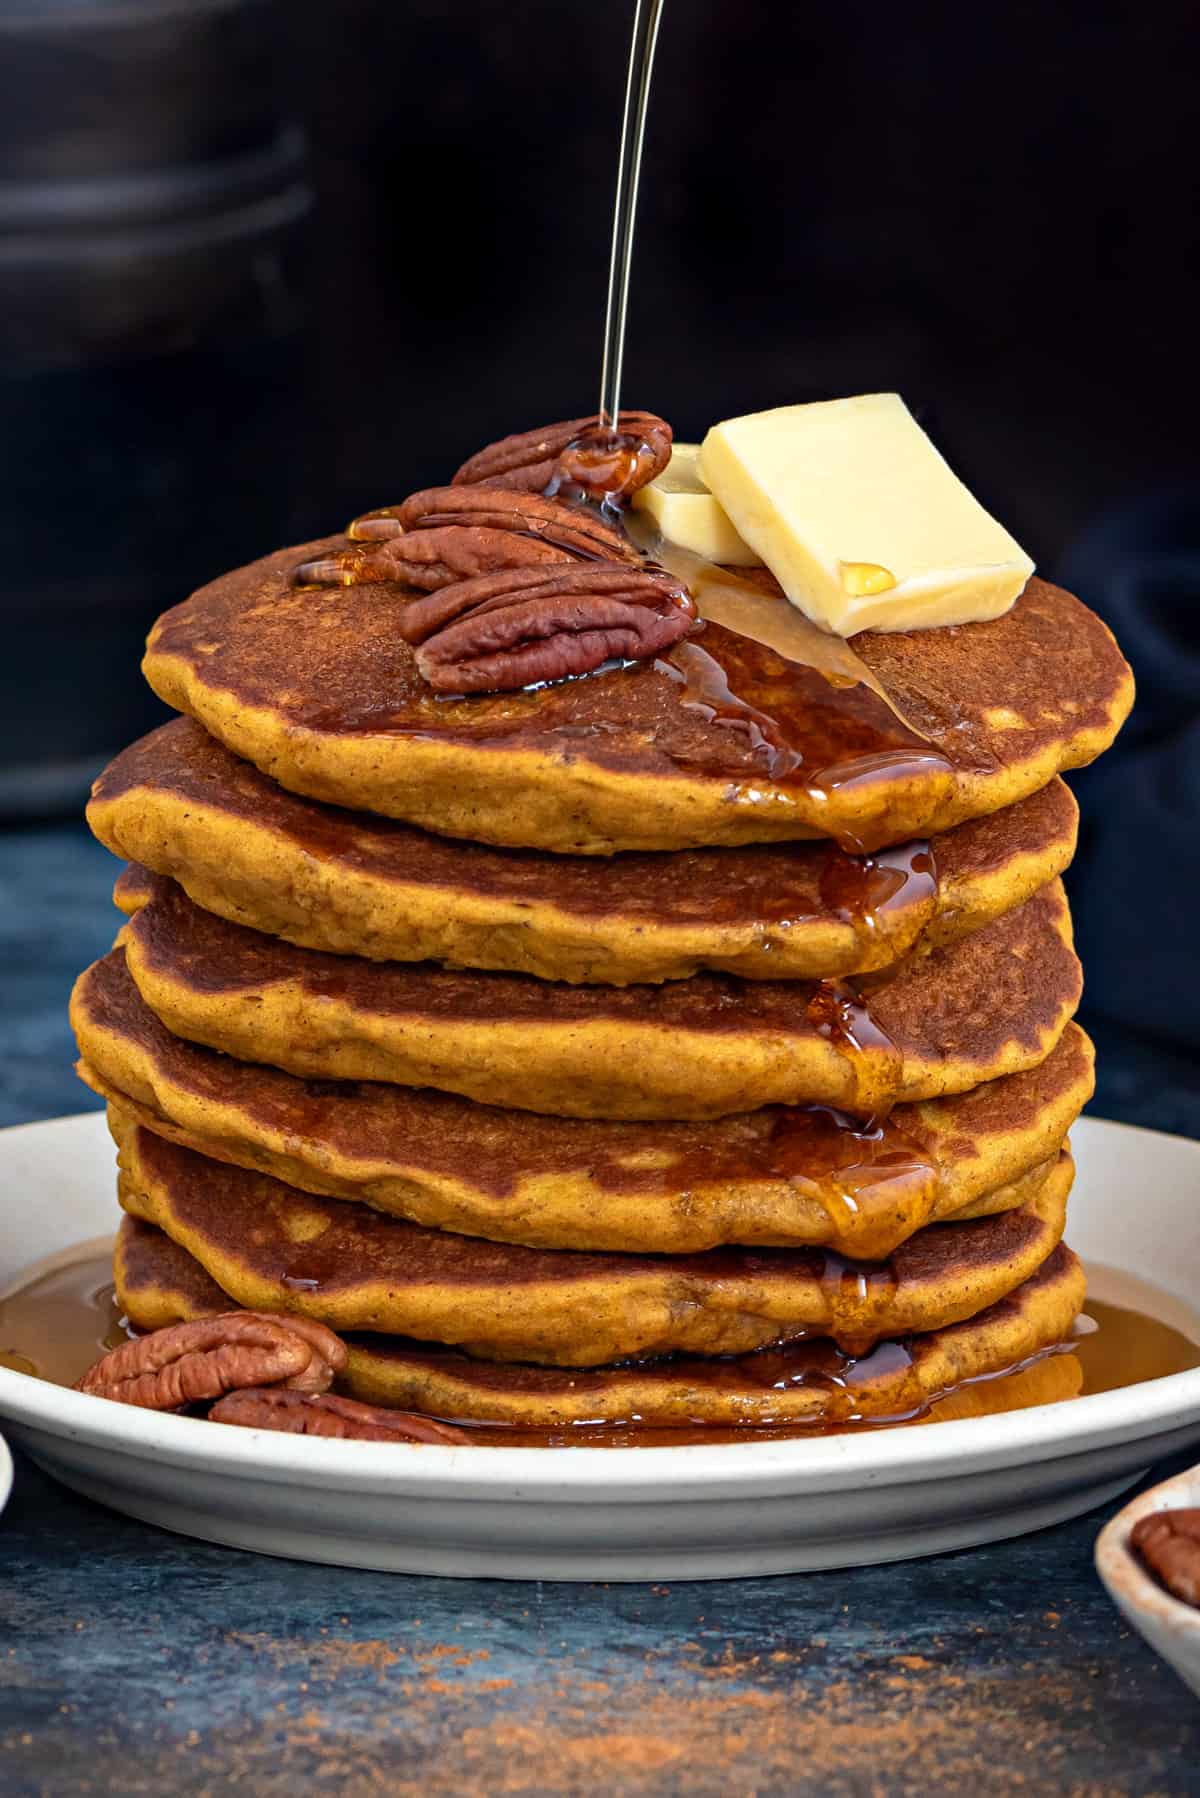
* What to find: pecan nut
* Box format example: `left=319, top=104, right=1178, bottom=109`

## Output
left=295, top=489, right=642, bottom=596
left=210, top=1387, right=469, bottom=1444
left=294, top=527, right=574, bottom=594
left=76, top=1312, right=348, bottom=1411
left=453, top=411, right=672, bottom=497
left=400, top=563, right=697, bottom=693
left=355, top=487, right=639, bottom=562
left=1131, top=1508, right=1200, bottom=1607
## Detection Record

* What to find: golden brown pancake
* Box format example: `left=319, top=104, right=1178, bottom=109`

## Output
left=113, top=1212, right=1085, bottom=1427
left=142, top=539, right=1132, bottom=854
left=89, top=719, right=1079, bottom=984
left=111, top=1110, right=1073, bottom=1365
left=73, top=948, right=1095, bottom=1258
left=116, top=874, right=1082, bottom=1119
left=341, top=1246, right=1086, bottom=1424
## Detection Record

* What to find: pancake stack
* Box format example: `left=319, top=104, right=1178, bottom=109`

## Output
left=70, top=420, right=1134, bottom=1438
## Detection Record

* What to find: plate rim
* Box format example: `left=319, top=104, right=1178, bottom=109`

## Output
left=1, top=1109, right=1199, bottom=1501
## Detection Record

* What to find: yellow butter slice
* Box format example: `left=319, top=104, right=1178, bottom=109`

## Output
left=699, top=395, right=1035, bottom=635
left=632, top=443, right=762, bottom=567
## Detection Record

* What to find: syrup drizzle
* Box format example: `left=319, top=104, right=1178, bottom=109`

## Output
left=763, top=1104, right=939, bottom=1261
left=596, top=0, right=667, bottom=431
left=804, top=976, right=903, bottom=1121
left=544, top=429, right=662, bottom=515
left=819, top=841, right=938, bottom=947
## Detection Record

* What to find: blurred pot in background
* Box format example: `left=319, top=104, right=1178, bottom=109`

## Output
left=0, top=0, right=314, bottom=818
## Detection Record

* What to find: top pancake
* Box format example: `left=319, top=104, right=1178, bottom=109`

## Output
left=90, top=718, right=1079, bottom=984
left=142, top=538, right=1133, bottom=854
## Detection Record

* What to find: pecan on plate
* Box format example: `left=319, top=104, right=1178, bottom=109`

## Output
left=1131, top=1508, right=1200, bottom=1607
left=397, top=563, right=697, bottom=694
left=210, top=1387, right=469, bottom=1444
left=453, top=411, right=672, bottom=500
left=76, top=1312, right=348, bottom=1411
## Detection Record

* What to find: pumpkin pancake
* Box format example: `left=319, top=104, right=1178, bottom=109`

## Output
left=141, top=539, right=1132, bottom=855
left=116, top=874, right=1082, bottom=1119
left=72, top=949, right=1095, bottom=1258
left=342, top=1245, right=1086, bottom=1424
left=113, top=1214, right=1085, bottom=1428
left=110, top=1111, right=1074, bottom=1365
left=89, top=718, right=1078, bottom=984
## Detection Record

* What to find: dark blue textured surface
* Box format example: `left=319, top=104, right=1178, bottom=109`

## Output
left=2, top=822, right=1199, bottom=1794
left=2, top=1451, right=1200, bottom=1795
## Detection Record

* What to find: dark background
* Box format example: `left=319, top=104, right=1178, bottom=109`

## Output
left=1, top=0, right=1197, bottom=1127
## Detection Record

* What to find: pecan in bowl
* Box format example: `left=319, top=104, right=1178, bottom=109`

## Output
left=1132, top=1509, right=1200, bottom=1609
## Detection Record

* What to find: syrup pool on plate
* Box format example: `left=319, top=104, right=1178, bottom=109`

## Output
left=2, top=1243, right=1199, bottom=1448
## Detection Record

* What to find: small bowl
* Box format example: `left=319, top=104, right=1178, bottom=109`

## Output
left=1096, top=1461, right=1200, bottom=1698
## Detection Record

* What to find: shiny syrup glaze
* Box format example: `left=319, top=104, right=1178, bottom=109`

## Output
left=301, top=429, right=960, bottom=853
left=653, top=629, right=950, bottom=824
left=544, top=426, right=661, bottom=512
left=3, top=1252, right=1198, bottom=1448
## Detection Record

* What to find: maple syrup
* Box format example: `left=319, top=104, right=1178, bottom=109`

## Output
left=346, top=509, right=403, bottom=542
left=594, top=0, right=666, bottom=435
left=803, top=975, right=902, bottom=1120
left=544, top=427, right=661, bottom=513
left=653, top=625, right=954, bottom=847
left=818, top=841, right=938, bottom=944
left=760, top=1105, right=940, bottom=1261
left=0, top=1246, right=129, bottom=1388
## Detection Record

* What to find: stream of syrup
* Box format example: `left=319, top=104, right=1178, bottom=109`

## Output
left=2, top=1249, right=1198, bottom=1449
left=596, top=0, right=666, bottom=432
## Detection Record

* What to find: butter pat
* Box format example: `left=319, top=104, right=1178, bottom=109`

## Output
left=698, top=395, right=1034, bottom=635
left=632, top=443, right=762, bottom=566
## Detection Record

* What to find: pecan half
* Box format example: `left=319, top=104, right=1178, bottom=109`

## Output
left=453, top=411, right=672, bottom=498
left=76, top=1313, right=348, bottom=1411
left=1131, top=1508, right=1200, bottom=1607
left=295, top=490, right=640, bottom=596
left=210, top=1387, right=469, bottom=1444
left=359, top=487, right=638, bottom=562
left=294, top=528, right=573, bottom=594
left=399, top=563, right=697, bottom=693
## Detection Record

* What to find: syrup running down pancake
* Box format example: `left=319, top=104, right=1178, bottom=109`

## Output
left=111, top=1111, right=1074, bottom=1365
left=90, top=718, right=1080, bottom=985
left=114, top=1213, right=1087, bottom=1430
left=73, top=949, right=1094, bottom=1259
left=113, top=874, right=1082, bottom=1120
left=142, top=543, right=1132, bottom=855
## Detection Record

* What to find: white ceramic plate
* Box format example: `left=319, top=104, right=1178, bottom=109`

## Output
left=1, top=1110, right=1198, bottom=1581
left=1096, top=1461, right=1200, bottom=1698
